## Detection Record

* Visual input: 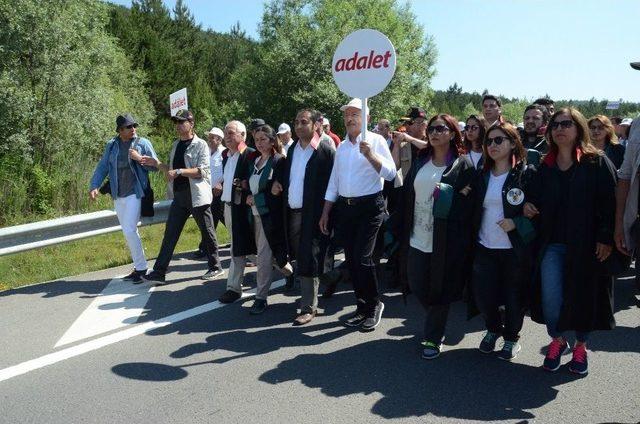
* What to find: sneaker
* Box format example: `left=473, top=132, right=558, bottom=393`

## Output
left=362, top=301, right=385, bottom=331
left=201, top=268, right=224, bottom=280
left=142, top=270, right=165, bottom=284
left=421, top=341, right=443, bottom=360
left=497, top=340, right=521, bottom=361
left=122, top=269, right=147, bottom=283
left=275, top=261, right=294, bottom=277
left=543, top=338, right=570, bottom=371
left=479, top=331, right=500, bottom=353
left=218, top=290, right=241, bottom=304
left=249, top=298, right=267, bottom=315
left=568, top=344, right=588, bottom=375
left=344, top=311, right=367, bottom=327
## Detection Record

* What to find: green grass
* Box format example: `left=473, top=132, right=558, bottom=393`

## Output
left=0, top=221, right=230, bottom=291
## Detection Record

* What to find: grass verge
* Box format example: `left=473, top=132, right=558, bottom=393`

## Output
left=0, top=220, right=229, bottom=291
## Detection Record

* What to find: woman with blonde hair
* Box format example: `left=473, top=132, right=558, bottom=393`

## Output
left=588, top=114, right=625, bottom=169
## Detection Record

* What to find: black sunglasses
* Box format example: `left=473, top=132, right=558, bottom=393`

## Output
left=550, top=120, right=575, bottom=130
left=427, top=124, right=450, bottom=134
left=484, top=136, right=511, bottom=146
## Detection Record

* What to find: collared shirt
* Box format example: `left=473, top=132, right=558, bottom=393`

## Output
left=325, top=131, right=396, bottom=201
left=288, top=140, right=316, bottom=209
left=282, top=139, right=295, bottom=156
left=210, top=144, right=225, bottom=186
left=221, top=151, right=240, bottom=202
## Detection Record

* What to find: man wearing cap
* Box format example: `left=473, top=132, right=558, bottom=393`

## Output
left=319, top=98, right=396, bottom=331
left=217, top=120, right=259, bottom=303
left=390, top=107, right=429, bottom=183
left=322, top=118, right=341, bottom=148
left=193, top=126, right=226, bottom=258
left=277, top=123, right=294, bottom=155
left=271, top=108, right=334, bottom=324
left=248, top=118, right=266, bottom=148
left=90, top=114, right=158, bottom=282
left=140, top=109, right=223, bottom=283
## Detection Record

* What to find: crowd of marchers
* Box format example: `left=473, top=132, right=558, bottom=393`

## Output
left=90, top=94, right=640, bottom=376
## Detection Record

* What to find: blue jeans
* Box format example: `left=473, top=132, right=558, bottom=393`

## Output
left=540, top=244, right=589, bottom=343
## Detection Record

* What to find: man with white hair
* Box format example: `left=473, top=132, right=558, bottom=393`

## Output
left=319, top=98, right=396, bottom=331
left=277, top=123, right=294, bottom=155
left=322, top=117, right=341, bottom=147
left=218, top=120, right=259, bottom=303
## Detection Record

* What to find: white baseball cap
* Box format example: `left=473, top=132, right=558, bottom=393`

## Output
left=277, top=123, right=291, bottom=134
left=206, top=127, right=224, bottom=138
left=621, top=118, right=633, bottom=126
left=322, top=117, right=330, bottom=126
left=340, top=98, right=370, bottom=116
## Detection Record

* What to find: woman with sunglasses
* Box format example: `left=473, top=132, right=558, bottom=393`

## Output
left=399, top=114, right=476, bottom=359
left=463, top=114, right=487, bottom=170
left=526, top=108, right=616, bottom=375
left=588, top=115, right=625, bottom=169
left=470, top=122, right=536, bottom=361
left=90, top=114, right=158, bottom=282
left=244, top=125, right=293, bottom=314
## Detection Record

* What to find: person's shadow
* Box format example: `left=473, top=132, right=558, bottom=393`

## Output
left=259, top=338, right=577, bottom=421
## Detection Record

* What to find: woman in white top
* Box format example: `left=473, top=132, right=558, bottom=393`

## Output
left=463, top=114, right=487, bottom=170
left=399, top=114, right=476, bottom=360
left=244, top=125, right=293, bottom=314
left=470, top=122, right=537, bottom=361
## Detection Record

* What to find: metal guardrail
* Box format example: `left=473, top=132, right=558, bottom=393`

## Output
left=0, top=200, right=173, bottom=256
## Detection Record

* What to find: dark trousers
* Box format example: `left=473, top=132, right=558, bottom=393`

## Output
left=154, top=189, right=220, bottom=274
left=334, top=193, right=384, bottom=315
left=471, top=244, right=525, bottom=342
left=198, top=196, right=224, bottom=252
left=407, top=247, right=450, bottom=343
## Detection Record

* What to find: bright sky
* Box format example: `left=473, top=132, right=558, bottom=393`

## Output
left=107, top=0, right=640, bottom=102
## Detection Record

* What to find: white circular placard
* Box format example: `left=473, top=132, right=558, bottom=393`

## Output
left=332, top=29, right=397, bottom=98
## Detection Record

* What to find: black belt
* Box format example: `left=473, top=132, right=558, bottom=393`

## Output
left=338, top=192, right=381, bottom=206
left=289, top=207, right=303, bottom=213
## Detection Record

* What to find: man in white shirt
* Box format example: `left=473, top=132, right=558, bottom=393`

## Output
left=218, top=121, right=258, bottom=304
left=277, top=123, right=294, bottom=155
left=319, top=98, right=396, bottom=331
left=194, top=126, right=226, bottom=258
left=272, top=108, right=335, bottom=325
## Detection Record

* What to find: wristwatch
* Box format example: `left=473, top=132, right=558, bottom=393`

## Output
left=175, top=169, right=183, bottom=175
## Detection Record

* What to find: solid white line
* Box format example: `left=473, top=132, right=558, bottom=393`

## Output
left=0, top=279, right=284, bottom=383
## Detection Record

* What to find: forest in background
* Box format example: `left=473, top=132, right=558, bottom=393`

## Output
left=1, top=0, right=638, bottom=226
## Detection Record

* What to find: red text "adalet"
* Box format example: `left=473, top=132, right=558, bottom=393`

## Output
left=334, top=50, right=392, bottom=72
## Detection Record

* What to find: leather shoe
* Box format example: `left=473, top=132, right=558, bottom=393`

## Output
left=293, top=311, right=316, bottom=326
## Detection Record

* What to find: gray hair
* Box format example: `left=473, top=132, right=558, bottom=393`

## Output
left=224, top=120, right=247, bottom=140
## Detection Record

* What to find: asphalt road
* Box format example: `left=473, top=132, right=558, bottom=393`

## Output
left=1, top=247, right=639, bottom=424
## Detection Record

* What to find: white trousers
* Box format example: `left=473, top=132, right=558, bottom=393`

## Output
left=114, top=194, right=147, bottom=271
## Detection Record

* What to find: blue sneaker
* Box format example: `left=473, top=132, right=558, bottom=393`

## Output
left=421, top=341, right=442, bottom=360
left=543, top=338, right=570, bottom=372
left=497, top=340, right=521, bottom=361
left=568, top=344, right=588, bottom=375
left=479, top=331, right=500, bottom=353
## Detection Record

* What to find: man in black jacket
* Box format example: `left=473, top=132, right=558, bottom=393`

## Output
left=272, top=108, right=335, bottom=325
left=519, top=104, right=549, bottom=154
left=218, top=120, right=258, bottom=303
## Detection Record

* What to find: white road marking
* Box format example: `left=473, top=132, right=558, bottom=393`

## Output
left=55, top=278, right=157, bottom=347
left=0, top=279, right=284, bottom=383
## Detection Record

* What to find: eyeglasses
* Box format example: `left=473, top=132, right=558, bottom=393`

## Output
left=484, top=136, right=511, bottom=146
left=411, top=119, right=426, bottom=125
left=465, top=124, right=479, bottom=131
left=427, top=125, right=450, bottom=134
left=550, top=120, right=575, bottom=130
left=589, top=125, right=604, bottom=131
